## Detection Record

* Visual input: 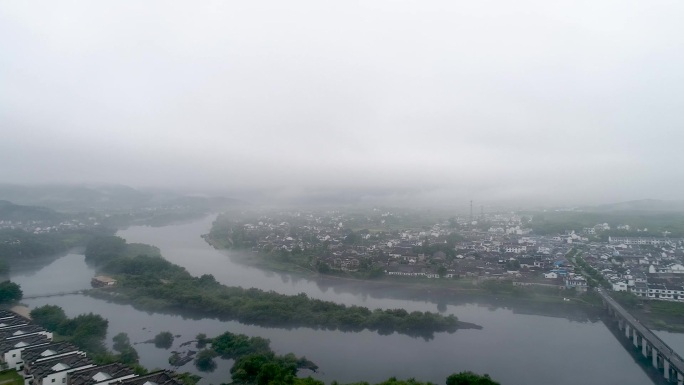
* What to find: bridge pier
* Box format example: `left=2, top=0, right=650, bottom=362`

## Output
left=633, top=331, right=639, bottom=348
left=600, top=290, right=684, bottom=385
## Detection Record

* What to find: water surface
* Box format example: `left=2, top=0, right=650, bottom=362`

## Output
left=9, top=215, right=665, bottom=385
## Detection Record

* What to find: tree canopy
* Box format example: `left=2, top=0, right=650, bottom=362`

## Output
left=154, top=331, right=174, bottom=349
left=0, top=281, right=22, bottom=304
left=446, top=372, right=500, bottom=385
left=30, top=305, right=108, bottom=354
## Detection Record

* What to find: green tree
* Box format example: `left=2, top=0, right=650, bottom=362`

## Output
left=118, top=346, right=140, bottom=365
left=0, top=281, right=22, bottom=304
left=174, top=372, right=201, bottom=385
left=112, top=332, right=131, bottom=352
left=196, top=333, right=209, bottom=349
left=211, top=331, right=271, bottom=359
left=32, top=306, right=109, bottom=355
left=63, top=313, right=109, bottom=353
left=194, top=349, right=217, bottom=372
left=169, top=352, right=181, bottom=366
left=446, top=371, right=500, bottom=385
left=85, top=236, right=127, bottom=265
left=30, top=304, right=67, bottom=330
left=231, top=353, right=284, bottom=385
left=504, top=260, right=520, bottom=271
left=112, top=332, right=139, bottom=364
left=154, top=331, right=174, bottom=349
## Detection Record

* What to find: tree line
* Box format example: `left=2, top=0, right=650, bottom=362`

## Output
left=0, top=228, right=105, bottom=260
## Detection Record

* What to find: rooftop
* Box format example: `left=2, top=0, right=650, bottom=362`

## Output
left=70, top=363, right=136, bottom=385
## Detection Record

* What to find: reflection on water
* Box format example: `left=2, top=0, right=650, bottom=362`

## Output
left=7, top=215, right=661, bottom=385
left=9, top=252, right=95, bottom=297
left=21, top=293, right=653, bottom=385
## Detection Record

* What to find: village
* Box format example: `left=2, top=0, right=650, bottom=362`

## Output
left=0, top=218, right=102, bottom=235
left=0, top=309, right=182, bottom=385
left=214, top=210, right=684, bottom=301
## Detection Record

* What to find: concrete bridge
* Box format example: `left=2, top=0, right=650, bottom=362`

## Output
left=599, top=289, right=684, bottom=384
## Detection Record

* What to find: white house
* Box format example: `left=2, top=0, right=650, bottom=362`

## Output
left=1, top=335, right=52, bottom=370
left=24, top=352, right=94, bottom=385
left=565, top=275, right=588, bottom=292
left=612, top=281, right=628, bottom=292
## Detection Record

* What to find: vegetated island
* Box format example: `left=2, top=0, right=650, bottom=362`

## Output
left=84, top=236, right=481, bottom=339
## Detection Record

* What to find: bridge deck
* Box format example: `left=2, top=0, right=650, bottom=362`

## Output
left=21, top=290, right=86, bottom=300
left=599, top=289, right=684, bottom=373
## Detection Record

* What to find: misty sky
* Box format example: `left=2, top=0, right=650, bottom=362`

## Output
left=1, top=1, right=683, bottom=206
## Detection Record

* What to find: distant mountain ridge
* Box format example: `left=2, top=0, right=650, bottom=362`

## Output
left=0, top=183, right=246, bottom=212
left=0, top=200, right=64, bottom=221
left=590, top=199, right=684, bottom=213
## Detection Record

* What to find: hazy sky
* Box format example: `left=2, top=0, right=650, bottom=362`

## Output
left=1, top=1, right=683, bottom=206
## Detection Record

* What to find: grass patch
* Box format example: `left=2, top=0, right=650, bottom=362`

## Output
left=648, top=300, right=684, bottom=317
left=0, top=370, right=24, bottom=385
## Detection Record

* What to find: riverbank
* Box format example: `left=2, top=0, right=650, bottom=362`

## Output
left=617, top=301, right=684, bottom=333
left=210, top=242, right=684, bottom=333
left=295, top=267, right=684, bottom=333
left=208, top=243, right=599, bottom=310
left=9, top=305, right=31, bottom=319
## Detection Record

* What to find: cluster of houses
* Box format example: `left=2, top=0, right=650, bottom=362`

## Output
left=223, top=211, right=684, bottom=299
left=579, top=236, right=684, bottom=302
left=0, top=309, right=181, bottom=385
left=0, top=219, right=101, bottom=235
left=222, top=211, right=592, bottom=291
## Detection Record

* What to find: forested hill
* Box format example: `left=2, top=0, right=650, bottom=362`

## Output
left=0, top=200, right=64, bottom=222
left=0, top=183, right=246, bottom=212
left=0, top=228, right=104, bottom=260
left=525, top=209, right=684, bottom=237
left=591, top=199, right=684, bottom=213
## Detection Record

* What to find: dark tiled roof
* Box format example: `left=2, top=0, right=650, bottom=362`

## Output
left=29, top=352, right=93, bottom=380
left=0, top=316, right=31, bottom=330
left=21, top=342, right=81, bottom=364
left=0, top=334, right=50, bottom=354
left=115, top=371, right=180, bottom=385
left=69, top=363, right=135, bottom=385
left=0, top=325, right=46, bottom=340
left=0, top=309, right=19, bottom=319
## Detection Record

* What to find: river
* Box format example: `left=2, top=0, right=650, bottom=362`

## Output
left=9, top=215, right=679, bottom=385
